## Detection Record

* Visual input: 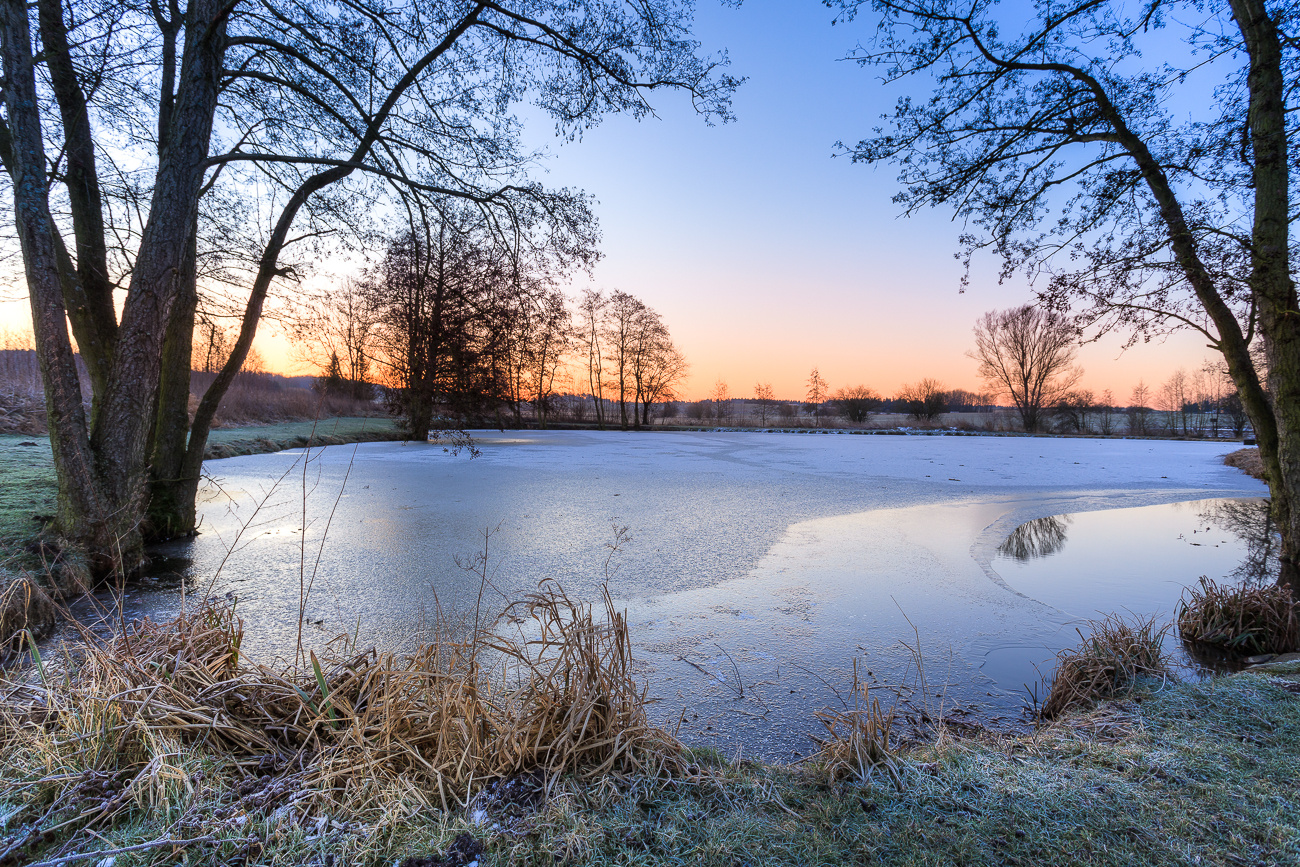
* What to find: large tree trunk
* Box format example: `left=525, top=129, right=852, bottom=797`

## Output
left=81, top=1, right=226, bottom=571
left=1229, top=0, right=1300, bottom=595
left=36, top=0, right=116, bottom=416
left=0, top=0, right=110, bottom=575
left=3, top=0, right=228, bottom=574
left=147, top=229, right=200, bottom=540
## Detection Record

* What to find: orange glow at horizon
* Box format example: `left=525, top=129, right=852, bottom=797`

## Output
left=2, top=286, right=1217, bottom=407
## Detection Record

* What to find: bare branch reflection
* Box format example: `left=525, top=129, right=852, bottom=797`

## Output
left=1200, top=499, right=1278, bottom=585
left=998, top=515, right=1072, bottom=561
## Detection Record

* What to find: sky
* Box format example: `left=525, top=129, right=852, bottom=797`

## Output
left=0, top=0, right=1216, bottom=402
left=505, top=0, right=1214, bottom=401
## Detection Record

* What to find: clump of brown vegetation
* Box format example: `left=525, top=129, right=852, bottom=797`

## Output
left=0, top=576, right=57, bottom=654
left=1177, top=576, right=1298, bottom=656
left=1224, top=447, right=1265, bottom=481
left=196, top=371, right=379, bottom=427
left=0, top=581, right=682, bottom=859
left=807, top=660, right=902, bottom=789
left=1041, top=613, right=1170, bottom=719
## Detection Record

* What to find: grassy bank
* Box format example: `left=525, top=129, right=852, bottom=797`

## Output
left=2, top=652, right=1296, bottom=866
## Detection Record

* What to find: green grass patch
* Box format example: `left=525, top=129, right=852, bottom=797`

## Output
left=0, top=434, right=56, bottom=552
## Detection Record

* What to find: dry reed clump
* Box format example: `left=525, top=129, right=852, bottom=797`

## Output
left=0, top=385, right=47, bottom=435
left=807, top=660, right=903, bottom=790
left=1, top=580, right=683, bottom=832
left=1041, top=613, right=1170, bottom=720
left=1177, top=576, right=1298, bottom=656
left=1223, top=447, right=1265, bottom=481
left=0, top=575, right=57, bottom=653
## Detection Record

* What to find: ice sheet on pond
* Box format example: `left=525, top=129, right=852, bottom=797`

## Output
left=121, top=430, right=1263, bottom=759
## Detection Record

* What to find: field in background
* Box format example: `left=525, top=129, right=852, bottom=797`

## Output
left=0, top=347, right=380, bottom=435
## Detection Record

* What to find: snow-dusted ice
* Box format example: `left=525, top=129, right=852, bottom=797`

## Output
left=141, top=430, right=1264, bottom=757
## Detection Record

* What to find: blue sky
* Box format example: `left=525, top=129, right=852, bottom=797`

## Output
left=514, top=0, right=1213, bottom=400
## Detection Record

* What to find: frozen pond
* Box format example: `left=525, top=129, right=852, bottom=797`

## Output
left=123, top=430, right=1264, bottom=759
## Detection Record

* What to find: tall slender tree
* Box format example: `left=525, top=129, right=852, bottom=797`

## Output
left=971, top=305, right=1083, bottom=432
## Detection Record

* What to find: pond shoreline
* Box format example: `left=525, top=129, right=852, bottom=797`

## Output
left=2, top=641, right=1296, bottom=866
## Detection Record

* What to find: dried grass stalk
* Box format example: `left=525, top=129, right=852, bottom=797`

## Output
left=1041, top=613, right=1169, bottom=720
left=1, top=580, right=684, bottom=821
left=1177, top=576, right=1298, bottom=656
left=0, top=576, right=57, bottom=652
left=808, top=660, right=902, bottom=789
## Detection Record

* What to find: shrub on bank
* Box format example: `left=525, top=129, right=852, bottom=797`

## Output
left=1042, top=613, right=1170, bottom=719
left=1177, top=575, right=1298, bottom=656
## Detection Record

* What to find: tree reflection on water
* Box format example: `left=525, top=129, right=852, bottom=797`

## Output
left=997, top=515, right=1072, bottom=561
left=1199, top=499, right=1279, bottom=585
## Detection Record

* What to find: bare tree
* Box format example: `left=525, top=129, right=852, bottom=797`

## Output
left=710, top=380, right=731, bottom=424
left=1096, top=389, right=1117, bottom=436
left=628, top=303, right=686, bottom=427
left=363, top=220, right=487, bottom=440
left=1053, top=389, right=1095, bottom=434
left=806, top=367, right=828, bottom=425
left=577, top=289, right=608, bottom=429
left=897, top=378, right=947, bottom=422
left=1128, top=382, right=1152, bottom=436
left=971, top=306, right=1082, bottom=432
left=836, top=0, right=1300, bottom=589
left=525, top=290, right=573, bottom=429
left=1157, top=369, right=1192, bottom=437
left=290, top=278, right=375, bottom=398
left=636, top=338, right=687, bottom=427
left=834, top=384, right=882, bottom=423
left=604, top=291, right=645, bottom=430
left=194, top=312, right=233, bottom=376
left=753, top=382, right=775, bottom=425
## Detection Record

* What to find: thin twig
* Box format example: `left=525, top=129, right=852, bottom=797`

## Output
left=24, top=833, right=235, bottom=867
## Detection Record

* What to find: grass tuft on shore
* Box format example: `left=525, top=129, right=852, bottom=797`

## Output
left=0, top=582, right=683, bottom=865
left=1178, top=575, right=1299, bottom=656
left=1041, top=612, right=1170, bottom=719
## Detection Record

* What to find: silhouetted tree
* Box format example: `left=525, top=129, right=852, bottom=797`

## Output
left=629, top=305, right=687, bottom=427
left=578, top=289, right=609, bottom=429
left=1096, top=390, right=1117, bottom=435
left=1052, top=390, right=1096, bottom=434
left=753, top=382, right=775, bottom=424
left=898, top=378, right=947, bottom=422
left=806, top=368, right=828, bottom=425
left=835, top=385, right=882, bottom=423
left=971, top=306, right=1082, bottom=432
left=292, top=279, right=375, bottom=400
left=1127, top=382, right=1153, bottom=436
left=1158, top=370, right=1192, bottom=436
left=363, top=220, right=487, bottom=440
left=315, top=352, right=346, bottom=396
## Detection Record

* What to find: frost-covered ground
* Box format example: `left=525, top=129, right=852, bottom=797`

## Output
left=136, top=430, right=1264, bottom=757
